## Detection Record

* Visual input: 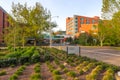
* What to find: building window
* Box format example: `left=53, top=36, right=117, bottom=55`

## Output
left=75, top=28, right=78, bottom=30
left=75, top=21, right=78, bottom=23
left=80, top=18, right=84, bottom=24
left=92, top=20, right=95, bottom=24
left=75, top=24, right=78, bottom=27
left=86, top=18, right=90, bottom=24
left=80, top=18, right=84, bottom=20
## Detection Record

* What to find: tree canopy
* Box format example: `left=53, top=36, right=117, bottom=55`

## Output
left=5, top=2, right=56, bottom=47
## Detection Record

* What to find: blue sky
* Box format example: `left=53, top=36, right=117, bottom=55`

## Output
left=0, top=0, right=102, bottom=31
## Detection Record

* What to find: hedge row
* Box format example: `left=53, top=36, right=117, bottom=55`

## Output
left=0, top=47, right=40, bottom=67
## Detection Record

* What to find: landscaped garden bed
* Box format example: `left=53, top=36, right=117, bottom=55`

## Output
left=0, top=47, right=119, bottom=80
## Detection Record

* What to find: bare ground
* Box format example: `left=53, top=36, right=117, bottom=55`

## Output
left=41, top=63, right=53, bottom=80
left=17, top=64, right=35, bottom=80
left=0, top=66, right=19, bottom=80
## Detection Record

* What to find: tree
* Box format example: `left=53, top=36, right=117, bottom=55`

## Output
left=102, top=0, right=120, bottom=46
left=5, top=2, right=55, bottom=47
left=4, top=14, right=19, bottom=50
left=102, top=0, right=120, bottom=19
left=27, top=3, right=51, bottom=46
left=77, top=33, right=88, bottom=46
left=66, top=37, right=73, bottom=44
left=97, top=20, right=107, bottom=46
left=111, top=11, right=120, bottom=46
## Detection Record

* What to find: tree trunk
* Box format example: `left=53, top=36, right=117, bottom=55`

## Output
left=22, top=32, right=25, bottom=48
left=22, top=36, right=25, bottom=48
left=34, top=39, right=36, bottom=46
left=100, top=40, right=103, bottom=46
left=13, top=27, right=16, bottom=52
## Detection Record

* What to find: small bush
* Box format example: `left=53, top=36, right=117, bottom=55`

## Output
left=0, top=70, right=6, bottom=76
left=86, top=65, right=102, bottom=80
left=34, top=67, right=40, bottom=73
left=74, top=77, right=79, bottom=80
left=15, top=70, right=23, bottom=75
left=34, top=63, right=40, bottom=73
left=67, top=71, right=76, bottom=78
left=59, top=64, right=65, bottom=69
left=63, top=68, right=68, bottom=73
left=53, top=75, right=62, bottom=80
left=54, top=59, right=60, bottom=65
left=10, top=64, right=15, bottom=68
left=102, top=74, right=114, bottom=80
left=24, top=62, right=30, bottom=66
left=30, top=73, right=41, bottom=80
left=35, top=63, right=40, bottom=67
left=9, top=74, right=18, bottom=80
left=19, top=66, right=26, bottom=71
left=52, top=70, right=60, bottom=75
left=79, top=69, right=84, bottom=75
left=102, top=68, right=114, bottom=80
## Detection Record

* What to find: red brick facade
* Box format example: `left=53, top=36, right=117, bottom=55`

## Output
left=0, top=6, right=9, bottom=43
left=66, top=15, right=100, bottom=37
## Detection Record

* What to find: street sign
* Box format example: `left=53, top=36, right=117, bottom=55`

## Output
left=118, top=71, right=120, bottom=76
left=67, top=46, right=80, bottom=56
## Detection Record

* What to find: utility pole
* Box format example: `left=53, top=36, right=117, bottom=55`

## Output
left=49, top=16, right=59, bottom=48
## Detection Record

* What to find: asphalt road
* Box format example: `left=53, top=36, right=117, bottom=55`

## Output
left=52, top=45, right=120, bottom=66
left=80, top=47, right=120, bottom=66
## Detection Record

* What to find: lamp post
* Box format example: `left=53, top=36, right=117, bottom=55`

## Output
left=49, top=16, right=59, bottom=47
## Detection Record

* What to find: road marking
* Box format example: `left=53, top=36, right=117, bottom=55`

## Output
left=82, top=50, right=120, bottom=57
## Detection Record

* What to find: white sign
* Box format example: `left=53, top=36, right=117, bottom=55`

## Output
left=118, top=71, right=120, bottom=76
left=67, top=46, right=80, bottom=54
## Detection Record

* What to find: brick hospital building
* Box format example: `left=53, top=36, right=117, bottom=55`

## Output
left=66, top=15, right=100, bottom=37
left=0, top=6, right=9, bottom=44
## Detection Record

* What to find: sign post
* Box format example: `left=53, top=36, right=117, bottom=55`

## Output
left=79, top=46, right=81, bottom=56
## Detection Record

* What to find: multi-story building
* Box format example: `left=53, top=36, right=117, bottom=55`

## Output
left=0, top=6, right=9, bottom=44
left=66, top=15, right=100, bottom=37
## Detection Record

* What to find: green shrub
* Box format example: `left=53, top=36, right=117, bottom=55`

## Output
left=44, top=53, right=51, bottom=61
left=31, top=50, right=40, bottom=63
left=83, top=63, right=95, bottom=72
left=102, top=74, right=114, bottom=80
left=30, top=73, right=41, bottom=80
left=47, top=64, right=54, bottom=72
left=67, top=71, right=76, bottom=78
left=15, top=65, right=26, bottom=75
left=5, top=51, right=22, bottom=58
left=34, top=67, right=40, bottom=73
left=15, top=70, right=23, bottom=75
left=59, top=64, right=65, bottom=69
left=53, top=75, right=62, bottom=80
left=70, top=63, right=75, bottom=67
left=86, top=65, right=102, bottom=80
left=74, top=77, right=79, bottom=80
left=0, top=70, right=6, bottom=76
left=63, top=68, right=68, bottom=73
left=52, top=70, right=60, bottom=75
left=9, top=74, right=18, bottom=80
left=54, top=59, right=60, bottom=65
left=102, top=68, right=114, bottom=80
left=79, top=69, right=84, bottom=75
left=19, top=65, right=26, bottom=70
left=24, top=62, right=30, bottom=66
left=76, top=61, right=89, bottom=70
left=82, top=67, right=89, bottom=72
left=10, top=64, right=15, bottom=68
left=19, top=56, right=30, bottom=65
left=0, top=58, right=18, bottom=67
